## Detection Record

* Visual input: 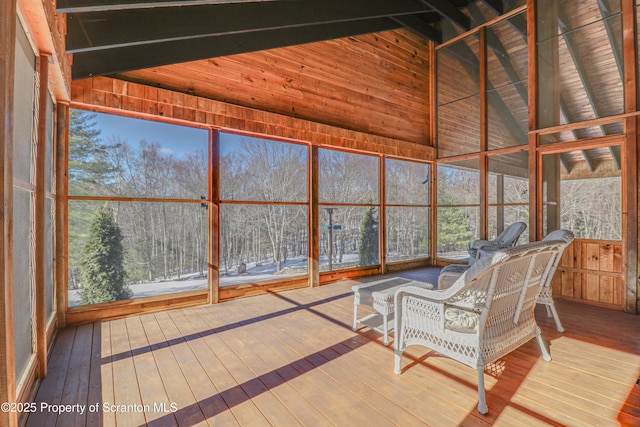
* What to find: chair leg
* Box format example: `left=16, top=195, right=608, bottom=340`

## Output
left=477, top=367, right=488, bottom=414
left=536, top=327, right=552, bottom=361
left=548, top=303, right=565, bottom=332
left=352, top=303, right=358, bottom=331
left=394, top=349, right=402, bottom=375
left=383, top=313, right=389, bottom=346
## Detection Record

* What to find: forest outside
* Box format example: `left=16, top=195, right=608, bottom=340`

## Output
left=68, top=110, right=209, bottom=306
left=67, top=109, right=621, bottom=307
left=68, top=111, right=432, bottom=306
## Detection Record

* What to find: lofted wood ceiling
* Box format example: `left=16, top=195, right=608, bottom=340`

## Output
left=58, top=0, right=516, bottom=80
left=59, top=0, right=622, bottom=177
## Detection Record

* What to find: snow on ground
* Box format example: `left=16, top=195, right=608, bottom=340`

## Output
left=70, top=256, right=326, bottom=307
left=68, top=253, right=441, bottom=307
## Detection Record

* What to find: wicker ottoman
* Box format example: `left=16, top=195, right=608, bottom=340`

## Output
left=352, top=278, right=433, bottom=346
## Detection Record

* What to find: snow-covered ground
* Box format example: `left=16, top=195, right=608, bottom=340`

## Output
left=69, top=255, right=335, bottom=307
left=68, top=253, right=437, bottom=307
left=68, top=274, right=209, bottom=307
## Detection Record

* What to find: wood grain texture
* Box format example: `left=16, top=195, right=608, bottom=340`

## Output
left=552, top=239, right=625, bottom=309
left=115, top=29, right=431, bottom=146
left=26, top=270, right=640, bottom=426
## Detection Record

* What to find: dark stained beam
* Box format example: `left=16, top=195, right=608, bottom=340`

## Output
left=557, top=10, right=625, bottom=173
left=57, top=0, right=274, bottom=13
left=480, top=0, right=504, bottom=16
left=557, top=14, right=600, bottom=118
left=609, top=145, right=621, bottom=170
left=503, top=10, right=581, bottom=150
left=597, top=0, right=624, bottom=82
left=465, top=3, right=528, bottom=146
left=558, top=98, right=595, bottom=171
left=581, top=149, right=596, bottom=172
left=391, top=14, right=442, bottom=44
left=559, top=98, right=581, bottom=140
left=66, top=0, right=429, bottom=52
left=559, top=154, right=571, bottom=174
left=441, top=20, right=527, bottom=144
left=557, top=11, right=613, bottom=144
left=71, top=18, right=402, bottom=79
left=418, top=0, right=470, bottom=31
left=508, top=12, right=527, bottom=39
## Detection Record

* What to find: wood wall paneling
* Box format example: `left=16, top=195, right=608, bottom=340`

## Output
left=71, top=76, right=435, bottom=161
left=553, top=239, right=625, bottom=310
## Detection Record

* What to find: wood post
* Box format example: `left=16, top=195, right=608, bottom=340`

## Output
left=378, top=157, right=386, bottom=274
left=309, top=146, right=320, bottom=287
left=35, top=54, right=49, bottom=377
left=622, top=0, right=638, bottom=313
left=55, top=104, right=68, bottom=327
left=1, top=0, right=19, bottom=425
left=209, top=130, right=220, bottom=303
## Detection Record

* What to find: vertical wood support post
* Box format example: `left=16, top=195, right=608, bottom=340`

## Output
left=622, top=0, right=638, bottom=312
left=209, top=130, right=220, bottom=303
left=496, top=174, right=505, bottom=233
left=429, top=45, right=438, bottom=265
left=530, top=0, right=562, bottom=239
left=55, top=104, right=68, bottom=327
left=479, top=27, right=488, bottom=241
left=35, top=54, right=49, bottom=378
left=527, top=0, right=539, bottom=240
left=378, top=156, right=386, bottom=274
left=309, top=146, right=319, bottom=287
left=0, top=1, right=18, bottom=425
left=625, top=116, right=638, bottom=313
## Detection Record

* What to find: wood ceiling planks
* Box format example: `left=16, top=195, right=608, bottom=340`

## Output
left=117, top=29, right=432, bottom=146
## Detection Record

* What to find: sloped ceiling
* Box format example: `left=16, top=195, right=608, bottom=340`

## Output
left=58, top=0, right=622, bottom=175
left=59, top=0, right=515, bottom=79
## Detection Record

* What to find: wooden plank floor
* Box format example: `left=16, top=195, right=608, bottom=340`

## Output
left=26, top=269, right=640, bottom=426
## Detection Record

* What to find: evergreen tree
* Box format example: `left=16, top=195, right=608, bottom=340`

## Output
left=68, top=109, right=119, bottom=190
left=437, top=192, right=474, bottom=252
left=359, top=202, right=379, bottom=266
left=68, top=110, right=121, bottom=290
left=79, top=205, right=132, bottom=305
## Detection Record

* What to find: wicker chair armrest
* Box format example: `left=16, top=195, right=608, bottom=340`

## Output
left=394, top=285, right=450, bottom=305
left=476, top=243, right=509, bottom=252
left=469, top=239, right=492, bottom=250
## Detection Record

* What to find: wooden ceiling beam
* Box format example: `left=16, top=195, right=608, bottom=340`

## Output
left=441, top=20, right=527, bottom=144
left=66, top=0, right=429, bottom=52
left=391, top=14, right=442, bottom=44
left=57, top=0, right=274, bottom=13
left=464, top=3, right=529, bottom=144
left=479, top=0, right=504, bottom=16
left=557, top=12, right=612, bottom=140
left=596, top=0, right=624, bottom=82
left=609, top=145, right=621, bottom=170
left=559, top=153, right=571, bottom=174
left=418, top=0, right=470, bottom=31
left=581, top=149, right=596, bottom=172
left=70, top=18, right=402, bottom=79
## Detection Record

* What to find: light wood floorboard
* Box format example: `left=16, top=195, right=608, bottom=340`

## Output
left=26, top=269, right=640, bottom=426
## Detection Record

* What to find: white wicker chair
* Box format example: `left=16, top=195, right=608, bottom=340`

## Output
left=468, top=222, right=527, bottom=263
left=439, top=230, right=574, bottom=332
left=393, top=239, right=567, bottom=414
left=536, top=230, right=575, bottom=332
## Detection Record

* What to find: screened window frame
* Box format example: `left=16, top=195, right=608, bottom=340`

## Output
left=66, top=108, right=212, bottom=309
